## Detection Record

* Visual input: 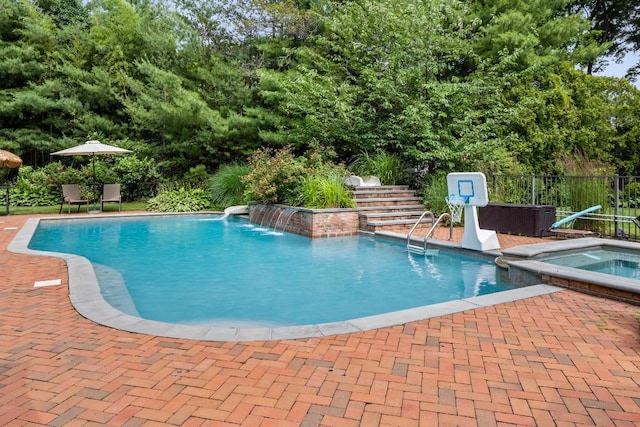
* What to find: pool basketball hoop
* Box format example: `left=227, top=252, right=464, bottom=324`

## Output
left=445, top=195, right=465, bottom=223
left=446, top=172, right=500, bottom=251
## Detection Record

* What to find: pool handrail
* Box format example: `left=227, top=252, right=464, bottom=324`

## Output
left=550, top=205, right=602, bottom=229
left=407, top=211, right=453, bottom=255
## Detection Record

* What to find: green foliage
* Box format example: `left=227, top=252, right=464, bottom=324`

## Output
left=242, top=145, right=354, bottom=209
left=146, top=187, right=212, bottom=212
left=1, top=0, right=639, bottom=182
left=557, top=151, right=610, bottom=232
left=182, top=165, right=210, bottom=188
left=569, top=0, right=640, bottom=77
left=9, top=162, right=85, bottom=206
left=256, top=0, right=481, bottom=163
left=111, top=155, right=161, bottom=201
left=242, top=146, right=306, bottom=204
left=421, top=174, right=449, bottom=216
left=292, top=172, right=355, bottom=209
left=8, top=156, right=161, bottom=206
left=209, top=163, right=249, bottom=208
left=349, top=152, right=406, bottom=185
left=621, top=181, right=640, bottom=208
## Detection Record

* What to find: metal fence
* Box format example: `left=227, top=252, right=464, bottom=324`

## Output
left=486, top=175, right=640, bottom=241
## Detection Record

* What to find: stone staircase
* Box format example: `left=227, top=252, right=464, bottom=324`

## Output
left=352, top=185, right=433, bottom=234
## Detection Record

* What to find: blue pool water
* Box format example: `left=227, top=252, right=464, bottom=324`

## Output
left=29, top=215, right=516, bottom=327
left=543, top=249, right=640, bottom=280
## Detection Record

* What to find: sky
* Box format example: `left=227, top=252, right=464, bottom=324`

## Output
left=595, top=53, right=639, bottom=88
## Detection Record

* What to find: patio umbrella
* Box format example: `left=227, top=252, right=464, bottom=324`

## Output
left=51, top=140, right=132, bottom=212
left=0, top=149, right=23, bottom=168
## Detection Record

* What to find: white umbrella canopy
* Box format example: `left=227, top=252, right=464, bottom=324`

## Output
left=51, top=140, right=133, bottom=212
left=51, top=140, right=132, bottom=156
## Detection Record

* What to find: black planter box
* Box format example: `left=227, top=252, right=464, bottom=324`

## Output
left=478, top=203, right=556, bottom=237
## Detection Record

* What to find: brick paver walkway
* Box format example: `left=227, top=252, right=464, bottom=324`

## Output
left=1, top=215, right=640, bottom=426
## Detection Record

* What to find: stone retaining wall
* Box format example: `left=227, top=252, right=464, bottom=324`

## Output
left=248, top=204, right=359, bottom=238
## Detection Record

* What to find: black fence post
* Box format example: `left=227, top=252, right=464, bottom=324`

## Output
left=614, top=174, right=620, bottom=238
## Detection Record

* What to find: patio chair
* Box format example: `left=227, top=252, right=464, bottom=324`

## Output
left=59, top=184, right=89, bottom=214
left=101, top=183, right=122, bottom=212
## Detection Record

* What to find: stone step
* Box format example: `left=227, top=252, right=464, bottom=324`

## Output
left=353, top=189, right=417, bottom=199
left=359, top=210, right=428, bottom=220
left=358, top=211, right=430, bottom=230
left=351, top=184, right=432, bottom=234
left=354, top=197, right=421, bottom=207
left=369, top=218, right=432, bottom=227
left=361, top=219, right=435, bottom=234
left=350, top=185, right=409, bottom=192
left=355, top=204, right=426, bottom=213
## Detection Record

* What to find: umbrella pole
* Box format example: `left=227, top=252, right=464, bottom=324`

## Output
left=91, top=154, right=98, bottom=213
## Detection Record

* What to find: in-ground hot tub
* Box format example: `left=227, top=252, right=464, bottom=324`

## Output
left=498, top=238, right=640, bottom=304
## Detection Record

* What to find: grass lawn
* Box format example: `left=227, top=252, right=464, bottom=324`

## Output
left=6, top=201, right=149, bottom=215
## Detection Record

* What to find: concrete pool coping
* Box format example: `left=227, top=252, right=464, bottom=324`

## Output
left=499, top=237, right=640, bottom=295
left=9, top=215, right=563, bottom=342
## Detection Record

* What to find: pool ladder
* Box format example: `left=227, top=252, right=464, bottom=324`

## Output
left=406, top=211, right=453, bottom=255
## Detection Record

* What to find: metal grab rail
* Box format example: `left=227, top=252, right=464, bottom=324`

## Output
left=423, top=213, right=453, bottom=249
left=407, top=212, right=453, bottom=254
left=406, top=211, right=435, bottom=247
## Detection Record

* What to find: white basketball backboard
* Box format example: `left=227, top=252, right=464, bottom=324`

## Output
left=446, top=172, right=489, bottom=207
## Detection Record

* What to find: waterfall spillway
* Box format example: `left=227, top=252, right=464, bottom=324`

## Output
left=274, top=208, right=297, bottom=232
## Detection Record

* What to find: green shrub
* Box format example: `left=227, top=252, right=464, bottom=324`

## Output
left=292, top=172, right=355, bottom=209
left=349, top=152, right=406, bottom=185
left=183, top=165, right=210, bottom=188
left=209, top=163, right=249, bottom=208
left=146, top=187, right=212, bottom=212
left=242, top=146, right=306, bottom=204
left=421, top=173, right=448, bottom=215
left=9, top=154, right=161, bottom=206
left=9, top=163, right=86, bottom=206
left=241, top=144, right=356, bottom=209
left=112, top=156, right=162, bottom=201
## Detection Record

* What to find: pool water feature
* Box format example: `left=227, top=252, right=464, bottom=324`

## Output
left=28, top=215, right=518, bottom=327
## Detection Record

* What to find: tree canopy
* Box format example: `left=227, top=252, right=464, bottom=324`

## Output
left=1, top=0, right=639, bottom=177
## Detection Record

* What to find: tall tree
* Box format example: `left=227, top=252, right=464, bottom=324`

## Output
left=569, top=0, right=640, bottom=78
left=255, top=0, right=499, bottom=169
left=0, top=0, right=82, bottom=165
left=471, top=0, right=613, bottom=172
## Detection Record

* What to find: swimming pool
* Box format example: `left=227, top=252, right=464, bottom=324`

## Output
left=28, top=214, right=515, bottom=323
left=11, top=214, right=559, bottom=340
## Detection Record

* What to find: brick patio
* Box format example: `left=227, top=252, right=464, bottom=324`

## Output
left=1, top=214, right=639, bottom=426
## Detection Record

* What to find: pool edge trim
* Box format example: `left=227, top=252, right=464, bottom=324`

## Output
left=9, top=215, right=564, bottom=342
left=501, top=238, right=640, bottom=296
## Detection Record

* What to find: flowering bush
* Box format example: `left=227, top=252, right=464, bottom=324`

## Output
left=242, top=146, right=306, bottom=204
left=242, top=145, right=354, bottom=208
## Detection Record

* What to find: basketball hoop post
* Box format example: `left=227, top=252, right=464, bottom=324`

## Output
left=446, top=172, right=500, bottom=251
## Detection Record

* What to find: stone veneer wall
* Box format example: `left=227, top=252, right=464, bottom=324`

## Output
left=248, top=203, right=359, bottom=238
left=542, top=275, right=640, bottom=305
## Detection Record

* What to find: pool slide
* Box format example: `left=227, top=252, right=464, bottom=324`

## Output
left=550, top=205, right=601, bottom=229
